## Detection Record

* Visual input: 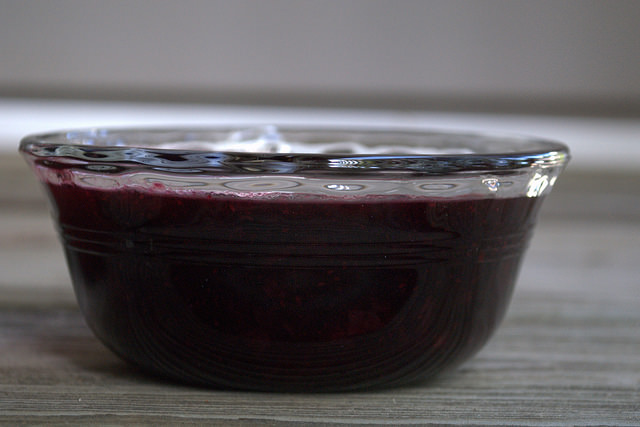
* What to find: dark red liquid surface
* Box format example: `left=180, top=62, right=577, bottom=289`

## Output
left=45, top=182, right=543, bottom=391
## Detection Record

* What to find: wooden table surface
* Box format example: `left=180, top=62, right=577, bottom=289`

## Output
left=1, top=153, right=638, bottom=426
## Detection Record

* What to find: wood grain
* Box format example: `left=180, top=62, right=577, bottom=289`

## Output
left=1, top=153, right=639, bottom=425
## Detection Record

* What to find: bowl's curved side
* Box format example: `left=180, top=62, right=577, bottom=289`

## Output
left=51, top=182, right=541, bottom=391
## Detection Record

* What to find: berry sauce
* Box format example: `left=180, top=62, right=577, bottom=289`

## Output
left=44, top=181, right=543, bottom=391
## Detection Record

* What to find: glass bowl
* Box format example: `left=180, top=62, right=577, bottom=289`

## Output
left=20, top=126, right=569, bottom=392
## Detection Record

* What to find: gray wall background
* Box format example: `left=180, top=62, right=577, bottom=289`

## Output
left=1, top=0, right=639, bottom=115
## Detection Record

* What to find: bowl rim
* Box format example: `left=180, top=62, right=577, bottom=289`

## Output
left=19, top=125, right=570, bottom=175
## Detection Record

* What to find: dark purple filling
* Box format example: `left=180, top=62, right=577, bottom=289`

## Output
left=45, top=182, right=542, bottom=391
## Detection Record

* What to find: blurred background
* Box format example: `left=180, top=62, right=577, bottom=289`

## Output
left=1, top=0, right=639, bottom=172
left=2, top=0, right=640, bottom=114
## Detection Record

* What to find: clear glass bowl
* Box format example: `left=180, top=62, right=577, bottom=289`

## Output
left=20, top=126, right=569, bottom=391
